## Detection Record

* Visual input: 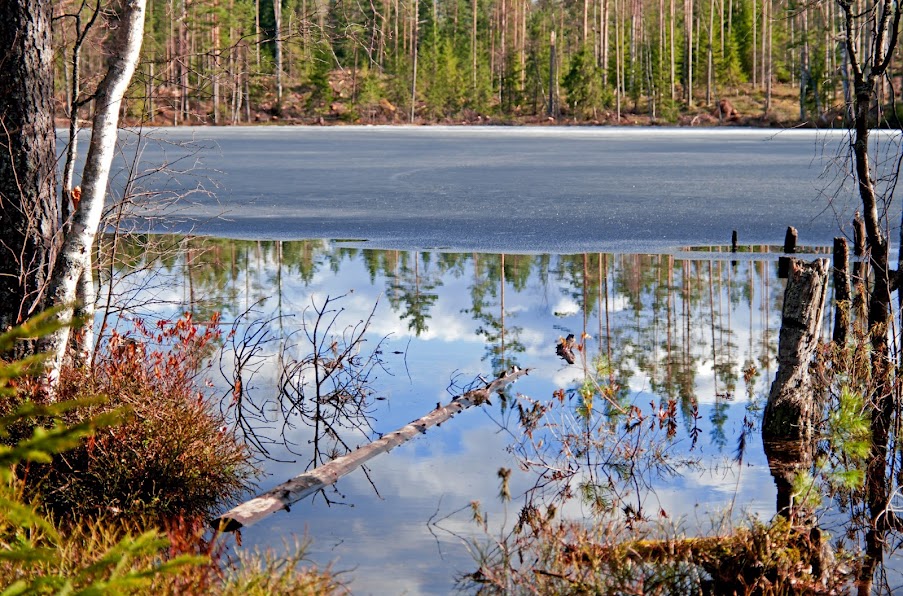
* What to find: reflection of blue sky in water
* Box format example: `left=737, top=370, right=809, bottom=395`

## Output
left=102, top=239, right=827, bottom=594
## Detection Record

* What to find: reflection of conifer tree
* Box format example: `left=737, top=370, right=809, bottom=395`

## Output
left=707, top=260, right=725, bottom=448
left=389, top=250, right=400, bottom=306
left=666, top=256, right=674, bottom=397
left=276, top=241, right=284, bottom=337
left=601, top=254, right=612, bottom=373
left=558, top=253, right=601, bottom=316
left=742, top=260, right=760, bottom=400
left=677, top=260, right=699, bottom=430
left=464, top=253, right=526, bottom=377
left=436, top=252, right=468, bottom=277
left=362, top=249, right=382, bottom=283
left=334, top=247, right=358, bottom=272
left=568, top=253, right=631, bottom=418
left=709, top=399, right=730, bottom=449
left=648, top=255, right=680, bottom=405
left=706, top=259, right=740, bottom=450
left=182, top=238, right=246, bottom=321
left=759, top=260, right=774, bottom=383
left=244, top=243, right=250, bottom=311
left=712, top=260, right=739, bottom=396
left=281, top=240, right=325, bottom=283
left=388, top=251, right=441, bottom=335
left=504, top=254, right=533, bottom=292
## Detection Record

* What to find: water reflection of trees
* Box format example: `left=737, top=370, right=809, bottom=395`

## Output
left=465, top=254, right=527, bottom=378
left=103, top=238, right=784, bottom=418
left=386, top=251, right=442, bottom=335
left=101, top=238, right=792, bottom=466
left=551, top=253, right=784, bottom=446
left=107, top=236, right=903, bottom=589
left=107, top=243, right=784, bottom=459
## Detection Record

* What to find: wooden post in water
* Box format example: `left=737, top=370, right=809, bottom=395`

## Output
left=731, top=230, right=739, bottom=267
left=833, top=237, right=850, bottom=344
left=213, top=367, right=531, bottom=532
left=778, top=226, right=798, bottom=279
left=762, top=258, right=829, bottom=517
left=783, top=226, right=798, bottom=253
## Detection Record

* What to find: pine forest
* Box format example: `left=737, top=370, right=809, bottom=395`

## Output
left=55, top=0, right=899, bottom=126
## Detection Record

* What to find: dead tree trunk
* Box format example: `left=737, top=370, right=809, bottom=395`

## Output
left=833, top=237, right=850, bottom=344
left=213, top=367, right=531, bottom=532
left=762, top=258, right=828, bottom=516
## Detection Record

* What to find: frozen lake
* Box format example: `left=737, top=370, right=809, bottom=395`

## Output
left=102, top=126, right=891, bottom=252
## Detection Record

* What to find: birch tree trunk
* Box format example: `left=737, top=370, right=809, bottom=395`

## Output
left=43, top=0, right=148, bottom=386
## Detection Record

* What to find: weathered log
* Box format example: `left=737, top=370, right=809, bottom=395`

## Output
left=762, top=258, right=829, bottom=516
left=763, top=258, right=828, bottom=440
left=213, top=366, right=531, bottom=532
left=561, top=522, right=839, bottom=590
left=833, top=237, right=850, bottom=344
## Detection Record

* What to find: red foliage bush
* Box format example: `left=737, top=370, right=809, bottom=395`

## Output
left=36, top=313, right=255, bottom=522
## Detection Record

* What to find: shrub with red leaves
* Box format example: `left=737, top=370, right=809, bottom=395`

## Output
left=34, top=313, right=256, bottom=522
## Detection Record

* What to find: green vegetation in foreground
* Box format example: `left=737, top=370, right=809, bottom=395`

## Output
left=0, top=312, right=342, bottom=594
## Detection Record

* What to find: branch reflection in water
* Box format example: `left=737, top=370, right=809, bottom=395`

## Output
left=101, top=236, right=893, bottom=594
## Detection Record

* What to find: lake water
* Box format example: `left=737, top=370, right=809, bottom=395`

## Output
left=94, top=127, right=903, bottom=593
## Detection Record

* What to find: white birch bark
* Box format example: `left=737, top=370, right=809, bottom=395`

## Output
left=43, top=0, right=147, bottom=388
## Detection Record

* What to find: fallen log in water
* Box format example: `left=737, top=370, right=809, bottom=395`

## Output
left=558, top=519, right=841, bottom=591
left=213, top=366, right=531, bottom=532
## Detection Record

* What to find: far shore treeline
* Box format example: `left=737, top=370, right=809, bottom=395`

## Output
left=54, top=0, right=898, bottom=127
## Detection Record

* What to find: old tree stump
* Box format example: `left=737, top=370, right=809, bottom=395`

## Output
left=762, top=258, right=829, bottom=516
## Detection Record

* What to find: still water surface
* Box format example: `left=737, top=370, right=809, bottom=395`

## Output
left=107, top=238, right=833, bottom=594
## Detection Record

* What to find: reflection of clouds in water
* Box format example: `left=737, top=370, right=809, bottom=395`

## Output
left=245, top=420, right=531, bottom=595
left=551, top=296, right=580, bottom=317
left=105, top=243, right=786, bottom=594
left=651, top=463, right=776, bottom=522
left=248, top=405, right=771, bottom=594
left=551, top=367, right=586, bottom=389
